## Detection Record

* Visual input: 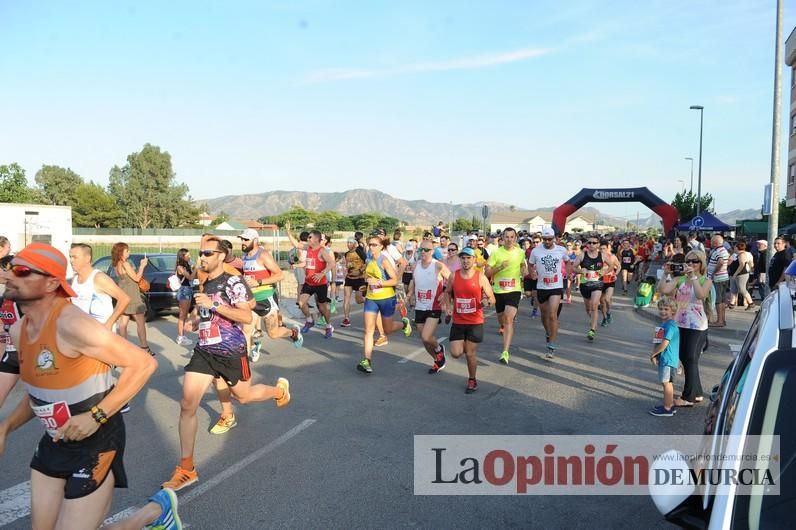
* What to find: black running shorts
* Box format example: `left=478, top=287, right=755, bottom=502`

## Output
left=301, top=283, right=330, bottom=304
left=0, top=349, right=19, bottom=374
left=344, top=277, right=366, bottom=291
left=523, top=278, right=535, bottom=293
left=414, top=309, right=442, bottom=325
left=186, top=348, right=251, bottom=387
left=494, top=292, right=521, bottom=313
left=537, top=288, right=563, bottom=305
left=449, top=323, right=484, bottom=343
left=579, top=283, right=604, bottom=299
left=30, top=413, right=127, bottom=499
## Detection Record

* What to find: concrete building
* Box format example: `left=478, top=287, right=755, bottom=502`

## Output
left=786, top=27, right=796, bottom=206
left=489, top=210, right=613, bottom=234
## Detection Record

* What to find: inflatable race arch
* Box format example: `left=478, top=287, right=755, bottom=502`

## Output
left=551, top=187, right=679, bottom=235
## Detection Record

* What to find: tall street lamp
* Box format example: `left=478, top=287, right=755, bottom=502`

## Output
left=684, top=157, right=694, bottom=193
left=677, top=179, right=686, bottom=192
left=689, top=106, right=704, bottom=216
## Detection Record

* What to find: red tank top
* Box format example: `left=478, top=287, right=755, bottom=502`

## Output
left=304, top=246, right=327, bottom=286
left=451, top=270, right=484, bottom=325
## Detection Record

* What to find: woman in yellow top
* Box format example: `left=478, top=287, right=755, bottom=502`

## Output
left=356, top=235, right=412, bottom=374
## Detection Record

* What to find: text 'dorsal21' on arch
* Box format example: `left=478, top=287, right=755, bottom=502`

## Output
left=551, top=188, right=679, bottom=235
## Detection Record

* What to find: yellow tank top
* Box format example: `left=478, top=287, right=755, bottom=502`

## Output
left=365, top=257, right=395, bottom=300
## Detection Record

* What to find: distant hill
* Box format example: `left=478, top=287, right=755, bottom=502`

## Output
left=200, top=189, right=758, bottom=229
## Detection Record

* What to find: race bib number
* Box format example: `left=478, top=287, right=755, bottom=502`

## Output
left=305, top=258, right=316, bottom=271
left=653, top=326, right=664, bottom=344
left=584, top=270, right=600, bottom=282
left=417, top=289, right=433, bottom=301
left=542, top=274, right=559, bottom=286
left=32, top=401, right=72, bottom=439
left=498, top=278, right=516, bottom=290
left=198, top=320, right=222, bottom=346
left=0, top=331, right=13, bottom=352
left=455, top=297, right=476, bottom=314
left=622, top=256, right=632, bottom=264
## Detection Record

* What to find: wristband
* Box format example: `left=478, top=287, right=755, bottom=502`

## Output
left=90, top=406, right=108, bottom=425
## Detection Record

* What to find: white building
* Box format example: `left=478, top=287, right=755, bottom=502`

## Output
left=0, top=203, right=73, bottom=269
left=489, top=210, right=611, bottom=234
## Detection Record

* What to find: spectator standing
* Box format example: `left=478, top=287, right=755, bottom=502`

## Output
left=707, top=235, right=729, bottom=327
left=111, top=242, right=151, bottom=353
left=175, top=248, right=196, bottom=346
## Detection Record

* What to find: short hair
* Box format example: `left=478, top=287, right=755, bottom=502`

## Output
left=657, top=296, right=678, bottom=312
left=0, top=254, right=13, bottom=270
left=0, top=236, right=8, bottom=248
left=299, top=231, right=310, bottom=242
left=309, top=230, right=322, bottom=240
left=203, top=236, right=227, bottom=258
left=735, top=241, right=747, bottom=251
left=502, top=227, right=517, bottom=236
left=70, top=242, right=93, bottom=259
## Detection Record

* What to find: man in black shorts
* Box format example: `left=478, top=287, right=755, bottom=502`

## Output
left=441, top=247, right=495, bottom=394
left=162, top=236, right=291, bottom=492
left=0, top=243, right=178, bottom=529
left=529, top=228, right=571, bottom=359
left=619, top=239, right=635, bottom=294
left=342, top=238, right=367, bottom=327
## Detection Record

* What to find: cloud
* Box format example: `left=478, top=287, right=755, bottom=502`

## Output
left=302, top=46, right=552, bottom=84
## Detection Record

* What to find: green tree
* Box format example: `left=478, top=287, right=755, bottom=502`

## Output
left=108, top=144, right=198, bottom=228
left=0, top=163, right=33, bottom=203
left=349, top=213, right=381, bottom=231
left=777, top=199, right=796, bottom=226
left=275, top=206, right=316, bottom=228
left=210, top=211, right=230, bottom=227
left=34, top=165, right=83, bottom=205
left=314, top=211, right=344, bottom=234
left=72, top=182, right=123, bottom=228
left=671, top=190, right=714, bottom=222
left=376, top=215, right=401, bottom=232
left=452, top=217, right=476, bottom=232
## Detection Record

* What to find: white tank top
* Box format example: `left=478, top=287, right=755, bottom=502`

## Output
left=413, top=260, right=442, bottom=311
left=71, top=269, right=114, bottom=324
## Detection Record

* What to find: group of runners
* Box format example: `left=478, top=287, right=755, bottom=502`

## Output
left=0, top=224, right=648, bottom=528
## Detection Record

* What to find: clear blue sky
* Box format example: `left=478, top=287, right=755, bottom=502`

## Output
left=2, top=1, right=794, bottom=218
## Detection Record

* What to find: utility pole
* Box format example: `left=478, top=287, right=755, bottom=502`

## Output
left=768, top=0, right=783, bottom=268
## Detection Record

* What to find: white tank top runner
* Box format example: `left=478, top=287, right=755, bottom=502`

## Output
left=71, top=269, right=114, bottom=324
left=413, top=260, right=442, bottom=311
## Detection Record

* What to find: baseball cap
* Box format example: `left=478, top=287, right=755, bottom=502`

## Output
left=459, top=247, right=476, bottom=258
left=757, top=239, right=768, bottom=248
left=238, top=228, right=259, bottom=240
left=542, top=227, right=555, bottom=238
left=14, top=243, right=77, bottom=297
left=347, top=238, right=356, bottom=244
left=371, top=227, right=387, bottom=236
left=405, top=241, right=416, bottom=251
left=467, top=234, right=478, bottom=241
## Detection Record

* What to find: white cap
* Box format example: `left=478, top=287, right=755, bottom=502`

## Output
left=405, top=242, right=416, bottom=251
left=542, top=227, right=555, bottom=238
left=467, top=234, right=478, bottom=241
left=238, top=228, right=259, bottom=240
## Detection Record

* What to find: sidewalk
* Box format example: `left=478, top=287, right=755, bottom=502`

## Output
left=634, top=301, right=757, bottom=356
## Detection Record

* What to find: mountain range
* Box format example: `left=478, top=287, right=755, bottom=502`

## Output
left=200, top=189, right=759, bottom=229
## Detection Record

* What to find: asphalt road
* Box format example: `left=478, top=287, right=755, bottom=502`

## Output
left=0, top=291, right=749, bottom=529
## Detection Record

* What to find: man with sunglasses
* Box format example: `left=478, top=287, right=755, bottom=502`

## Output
left=529, top=228, right=571, bottom=359
left=163, top=236, right=291, bottom=492
left=441, top=247, right=495, bottom=393
left=0, top=243, right=185, bottom=529
left=486, top=227, right=526, bottom=365
left=407, top=240, right=451, bottom=373
left=573, top=237, right=611, bottom=341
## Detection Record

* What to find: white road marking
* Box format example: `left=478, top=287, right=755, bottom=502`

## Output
left=398, top=337, right=448, bottom=363
left=0, top=480, right=31, bottom=527
left=100, top=418, right=316, bottom=526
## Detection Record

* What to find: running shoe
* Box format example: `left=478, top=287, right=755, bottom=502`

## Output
left=531, top=308, right=538, bottom=319
left=545, top=342, right=556, bottom=361
left=600, top=317, right=608, bottom=328
left=210, top=414, right=237, bottom=435
left=428, top=347, right=447, bottom=374
left=587, top=329, right=596, bottom=341
left=300, top=320, right=315, bottom=334
left=465, top=378, right=478, bottom=394
left=341, top=318, right=352, bottom=327
left=606, top=313, right=613, bottom=324
left=250, top=341, right=261, bottom=363
left=291, top=325, right=304, bottom=348
left=324, top=325, right=334, bottom=339
left=145, top=487, right=182, bottom=530
left=120, top=403, right=131, bottom=414
left=162, top=466, right=198, bottom=492
left=317, top=316, right=327, bottom=327
left=176, top=335, right=193, bottom=347
left=402, top=317, right=412, bottom=337
left=330, top=301, right=337, bottom=314
left=375, top=335, right=389, bottom=347
left=252, top=329, right=264, bottom=341
left=564, top=296, right=571, bottom=304
left=499, top=351, right=510, bottom=365
left=648, top=405, right=676, bottom=417
left=357, top=358, right=373, bottom=374
left=275, top=377, right=291, bottom=407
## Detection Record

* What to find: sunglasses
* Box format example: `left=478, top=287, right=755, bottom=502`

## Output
left=685, top=259, right=701, bottom=264
left=419, top=247, right=433, bottom=253
left=10, top=264, right=51, bottom=278
left=448, top=248, right=457, bottom=252
left=199, top=250, right=222, bottom=257
left=240, top=238, right=251, bottom=242
left=542, top=237, right=554, bottom=241
left=587, top=241, right=599, bottom=245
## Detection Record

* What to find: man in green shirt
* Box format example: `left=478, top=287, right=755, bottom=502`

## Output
left=486, top=227, right=527, bottom=365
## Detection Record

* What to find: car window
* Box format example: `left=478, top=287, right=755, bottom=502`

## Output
left=150, top=255, right=177, bottom=272
left=732, top=352, right=796, bottom=529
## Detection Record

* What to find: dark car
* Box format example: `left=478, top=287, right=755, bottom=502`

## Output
left=93, top=253, right=181, bottom=320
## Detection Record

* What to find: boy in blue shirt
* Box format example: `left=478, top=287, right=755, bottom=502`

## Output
left=649, top=297, right=680, bottom=417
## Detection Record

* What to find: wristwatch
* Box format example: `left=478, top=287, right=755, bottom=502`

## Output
left=211, top=300, right=222, bottom=312
left=90, top=406, right=108, bottom=425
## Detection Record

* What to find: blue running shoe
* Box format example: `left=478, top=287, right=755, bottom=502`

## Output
left=292, top=325, right=304, bottom=348
left=324, top=325, right=334, bottom=339
left=301, top=320, right=314, bottom=334
left=145, top=488, right=182, bottom=530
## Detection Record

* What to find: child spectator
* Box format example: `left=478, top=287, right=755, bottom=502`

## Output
left=649, top=296, right=680, bottom=417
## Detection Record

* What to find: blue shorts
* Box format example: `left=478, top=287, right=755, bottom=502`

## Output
left=176, top=285, right=193, bottom=302
left=657, top=363, right=675, bottom=384
left=364, top=297, right=397, bottom=317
